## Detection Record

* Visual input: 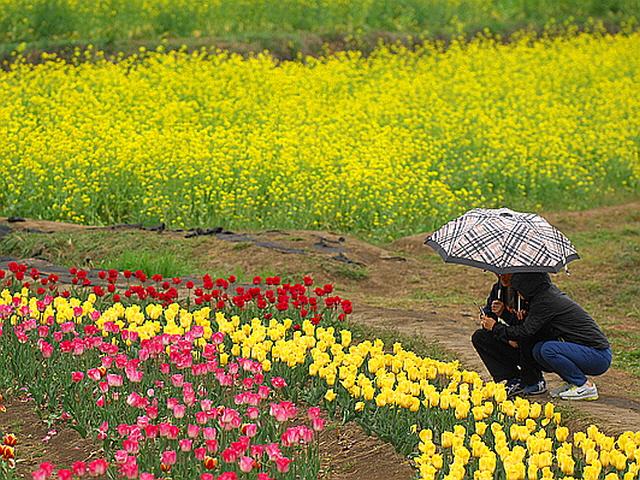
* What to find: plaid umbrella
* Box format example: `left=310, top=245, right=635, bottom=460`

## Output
left=424, top=208, right=579, bottom=274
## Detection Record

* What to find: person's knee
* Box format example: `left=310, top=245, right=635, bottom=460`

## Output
left=532, top=341, right=545, bottom=362
left=538, top=341, right=560, bottom=361
left=471, top=329, right=488, bottom=348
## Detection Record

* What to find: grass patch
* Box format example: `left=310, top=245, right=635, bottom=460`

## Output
left=231, top=242, right=253, bottom=251
left=1, top=0, right=638, bottom=60
left=102, top=249, right=194, bottom=278
left=330, top=264, right=369, bottom=281
left=0, top=230, right=202, bottom=277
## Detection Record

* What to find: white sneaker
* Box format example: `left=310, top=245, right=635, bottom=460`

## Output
left=558, top=382, right=598, bottom=401
left=549, top=382, right=572, bottom=398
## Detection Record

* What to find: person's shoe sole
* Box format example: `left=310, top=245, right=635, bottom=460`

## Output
left=524, top=388, right=547, bottom=396
left=559, top=394, right=599, bottom=401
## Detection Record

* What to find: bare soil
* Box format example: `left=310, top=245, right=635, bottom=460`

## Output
left=0, top=395, right=96, bottom=477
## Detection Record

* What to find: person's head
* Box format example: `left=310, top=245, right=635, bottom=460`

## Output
left=497, top=273, right=513, bottom=287
left=511, top=272, right=552, bottom=300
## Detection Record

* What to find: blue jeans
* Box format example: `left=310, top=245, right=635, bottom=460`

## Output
left=532, top=341, right=612, bottom=386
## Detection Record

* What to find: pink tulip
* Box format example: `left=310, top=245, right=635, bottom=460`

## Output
left=241, top=423, right=258, bottom=437
left=239, top=456, right=255, bottom=473
left=60, top=322, right=75, bottom=333
left=166, top=425, right=179, bottom=440
left=218, top=472, right=238, bottom=480
left=307, top=407, right=321, bottom=419
left=146, top=405, right=159, bottom=419
left=123, top=439, right=139, bottom=454
left=114, top=450, right=128, bottom=464
left=101, top=356, right=113, bottom=368
left=71, top=371, right=84, bottom=383
left=72, top=461, right=86, bottom=477
left=171, top=374, right=184, bottom=387
left=88, top=459, right=108, bottom=476
left=205, top=439, right=219, bottom=453
left=250, top=445, right=266, bottom=457
left=179, top=438, right=193, bottom=452
left=39, top=341, right=53, bottom=358
left=57, top=469, right=72, bottom=480
left=194, top=447, right=206, bottom=461
left=187, top=424, right=200, bottom=438
left=210, top=332, right=224, bottom=345
left=312, top=416, right=326, bottom=431
left=265, top=443, right=282, bottom=460
left=144, top=425, right=159, bottom=439
left=32, top=470, right=48, bottom=480
left=247, top=407, right=260, bottom=419
left=173, top=404, right=186, bottom=419
left=125, top=368, right=143, bottom=383
left=275, top=456, right=292, bottom=473
left=196, top=411, right=208, bottom=424
left=107, top=374, right=123, bottom=387
left=221, top=447, right=239, bottom=463
left=257, top=385, right=271, bottom=399
left=119, top=458, right=138, bottom=479
left=271, top=377, right=287, bottom=388
left=160, top=450, right=177, bottom=466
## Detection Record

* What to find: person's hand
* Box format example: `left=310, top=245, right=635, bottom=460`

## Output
left=491, top=300, right=505, bottom=317
left=508, top=340, right=519, bottom=348
left=480, top=315, right=496, bottom=331
left=516, top=309, right=527, bottom=321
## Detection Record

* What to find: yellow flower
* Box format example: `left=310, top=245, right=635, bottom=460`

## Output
left=324, top=389, right=336, bottom=402
left=556, top=426, right=570, bottom=443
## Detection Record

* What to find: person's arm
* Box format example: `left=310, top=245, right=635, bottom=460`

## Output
left=482, top=283, right=499, bottom=320
left=500, top=308, right=518, bottom=325
left=486, top=302, right=552, bottom=341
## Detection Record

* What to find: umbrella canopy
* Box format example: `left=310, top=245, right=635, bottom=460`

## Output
left=424, top=208, right=579, bottom=274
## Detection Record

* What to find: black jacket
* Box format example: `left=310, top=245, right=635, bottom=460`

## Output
left=492, top=273, right=610, bottom=349
left=482, top=282, right=526, bottom=326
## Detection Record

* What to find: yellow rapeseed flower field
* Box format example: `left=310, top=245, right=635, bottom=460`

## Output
left=1, top=32, right=639, bottom=238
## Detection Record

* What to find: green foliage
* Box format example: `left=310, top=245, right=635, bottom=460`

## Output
left=0, top=0, right=638, bottom=54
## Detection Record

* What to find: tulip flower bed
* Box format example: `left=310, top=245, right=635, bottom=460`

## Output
left=0, top=263, right=639, bottom=479
left=0, top=296, right=325, bottom=479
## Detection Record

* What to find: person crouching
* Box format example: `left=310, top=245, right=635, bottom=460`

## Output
left=481, top=272, right=612, bottom=401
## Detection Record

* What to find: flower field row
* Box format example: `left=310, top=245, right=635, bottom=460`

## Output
left=2, top=32, right=639, bottom=239
left=0, top=0, right=636, bottom=46
left=0, top=264, right=639, bottom=479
